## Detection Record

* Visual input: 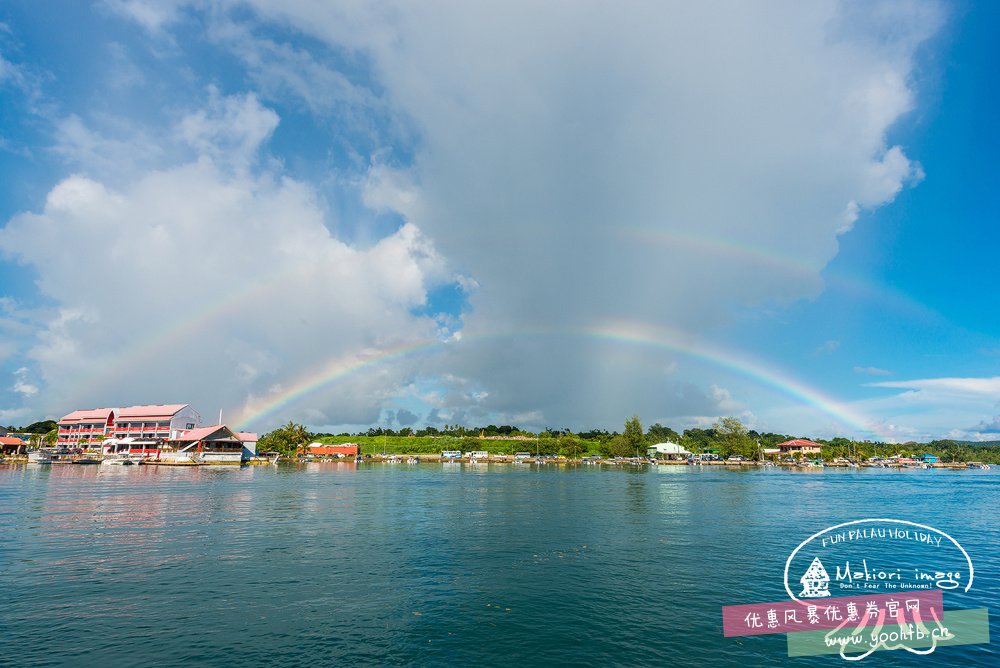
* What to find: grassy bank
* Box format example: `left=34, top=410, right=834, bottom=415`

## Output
left=313, top=434, right=605, bottom=457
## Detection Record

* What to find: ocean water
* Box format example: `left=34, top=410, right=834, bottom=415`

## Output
left=0, top=463, right=996, bottom=667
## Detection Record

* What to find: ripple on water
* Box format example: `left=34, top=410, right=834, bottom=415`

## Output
left=1, top=464, right=997, bottom=666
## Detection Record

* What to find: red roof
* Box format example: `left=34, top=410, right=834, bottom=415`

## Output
left=237, top=432, right=258, bottom=442
left=1, top=436, right=25, bottom=446
left=776, top=439, right=823, bottom=447
left=59, top=408, right=115, bottom=424
left=117, top=404, right=189, bottom=419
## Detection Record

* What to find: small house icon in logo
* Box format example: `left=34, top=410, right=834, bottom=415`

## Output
left=799, top=556, right=831, bottom=598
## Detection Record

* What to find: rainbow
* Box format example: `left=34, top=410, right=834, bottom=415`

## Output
left=623, top=226, right=936, bottom=320
left=82, top=265, right=295, bottom=399
left=232, top=320, right=886, bottom=440
left=233, top=336, right=447, bottom=428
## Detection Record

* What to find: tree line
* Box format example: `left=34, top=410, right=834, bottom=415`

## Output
left=256, top=416, right=1000, bottom=464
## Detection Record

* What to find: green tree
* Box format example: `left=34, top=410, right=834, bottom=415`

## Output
left=646, top=422, right=680, bottom=444
left=605, top=415, right=646, bottom=458
left=712, top=417, right=755, bottom=458
left=681, top=428, right=714, bottom=453
left=25, top=420, right=58, bottom=434
left=557, top=434, right=582, bottom=458
left=258, top=421, right=312, bottom=456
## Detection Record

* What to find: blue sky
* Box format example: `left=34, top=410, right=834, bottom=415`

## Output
left=1, top=1, right=998, bottom=442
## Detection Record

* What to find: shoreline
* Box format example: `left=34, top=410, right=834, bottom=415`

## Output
left=1, top=455, right=982, bottom=470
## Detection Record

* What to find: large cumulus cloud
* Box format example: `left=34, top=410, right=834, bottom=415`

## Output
left=0, top=93, right=448, bottom=426
left=3, top=1, right=947, bottom=432
left=233, top=0, right=941, bottom=428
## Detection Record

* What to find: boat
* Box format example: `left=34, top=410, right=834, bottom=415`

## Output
left=967, top=462, right=991, bottom=470
left=406, top=457, right=419, bottom=464
left=28, top=450, right=54, bottom=464
left=73, top=457, right=102, bottom=465
left=102, top=454, right=136, bottom=466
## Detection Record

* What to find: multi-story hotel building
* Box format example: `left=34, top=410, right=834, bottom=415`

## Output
left=111, top=404, right=202, bottom=442
left=56, top=408, right=116, bottom=446
left=58, top=404, right=202, bottom=453
left=56, top=403, right=258, bottom=462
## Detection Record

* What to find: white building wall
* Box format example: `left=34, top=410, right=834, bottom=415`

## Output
left=242, top=441, right=257, bottom=459
left=169, top=406, right=201, bottom=440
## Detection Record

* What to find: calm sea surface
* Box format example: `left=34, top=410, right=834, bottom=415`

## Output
left=1, top=463, right=996, bottom=667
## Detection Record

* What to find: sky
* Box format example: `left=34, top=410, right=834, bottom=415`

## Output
left=1, top=1, right=998, bottom=443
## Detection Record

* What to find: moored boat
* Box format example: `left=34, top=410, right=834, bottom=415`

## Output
left=102, top=454, right=136, bottom=466
left=28, top=450, right=54, bottom=464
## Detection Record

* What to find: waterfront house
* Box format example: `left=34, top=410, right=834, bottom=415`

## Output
left=308, top=443, right=359, bottom=457
left=776, top=439, right=823, bottom=456
left=169, top=424, right=249, bottom=463
left=1, top=436, right=27, bottom=455
left=921, top=454, right=938, bottom=464
left=647, top=442, right=691, bottom=460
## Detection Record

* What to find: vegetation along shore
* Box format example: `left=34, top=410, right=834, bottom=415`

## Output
left=253, top=416, right=1000, bottom=465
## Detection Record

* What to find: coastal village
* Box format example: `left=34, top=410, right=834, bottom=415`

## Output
left=1, top=404, right=258, bottom=466
left=0, top=404, right=994, bottom=470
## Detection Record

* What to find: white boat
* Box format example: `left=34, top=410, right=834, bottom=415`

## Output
left=28, top=450, right=54, bottom=464
left=102, top=453, right=137, bottom=466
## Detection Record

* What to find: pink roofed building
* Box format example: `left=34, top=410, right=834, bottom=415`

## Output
left=108, top=404, right=202, bottom=453
left=167, top=424, right=256, bottom=463
left=57, top=408, right=116, bottom=447
left=54, top=403, right=261, bottom=461
left=55, top=403, right=200, bottom=454
left=776, top=439, right=824, bottom=456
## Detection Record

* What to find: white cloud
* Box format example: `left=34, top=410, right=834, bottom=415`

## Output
left=969, top=416, right=1000, bottom=435
left=854, top=366, right=892, bottom=376
left=817, top=340, right=841, bottom=355
left=5, top=2, right=950, bottom=434
left=868, top=377, right=1000, bottom=397
left=176, top=90, right=279, bottom=170
left=101, top=0, right=189, bottom=34
left=214, top=1, right=943, bottom=429
left=11, top=367, right=38, bottom=396
left=846, top=376, right=1000, bottom=442
left=53, top=114, right=166, bottom=179
left=0, top=94, right=451, bottom=429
